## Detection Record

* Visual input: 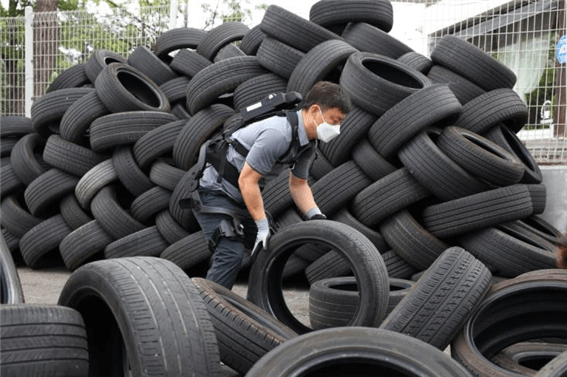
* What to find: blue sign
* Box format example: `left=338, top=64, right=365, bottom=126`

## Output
left=556, top=35, right=567, bottom=64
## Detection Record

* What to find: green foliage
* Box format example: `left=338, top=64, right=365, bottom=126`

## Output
left=202, top=0, right=258, bottom=29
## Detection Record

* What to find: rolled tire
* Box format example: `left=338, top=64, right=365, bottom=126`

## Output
left=0, top=164, right=23, bottom=199
left=155, top=209, right=191, bottom=245
left=74, top=159, right=118, bottom=209
left=59, top=90, right=110, bottom=145
left=427, top=64, right=486, bottom=105
left=0, top=195, right=43, bottom=239
left=58, top=257, right=221, bottom=376
left=0, top=232, right=25, bottom=304
left=398, top=51, right=433, bottom=74
left=331, top=207, right=388, bottom=252
left=59, top=194, right=92, bottom=230
left=534, top=349, right=567, bottom=377
left=247, top=327, right=473, bottom=377
left=248, top=220, right=390, bottom=334
left=112, top=146, right=154, bottom=197
left=340, top=52, right=431, bottom=117
left=59, top=219, right=112, bottom=271
left=159, top=76, right=190, bottom=104
left=9, top=133, right=47, bottom=185
left=351, top=137, right=397, bottom=182
left=149, top=158, right=185, bottom=191
left=126, top=45, right=178, bottom=86
left=85, top=49, right=128, bottom=83
left=342, top=21, right=413, bottom=58
left=103, top=226, right=168, bottom=259
left=24, top=169, right=79, bottom=217
left=160, top=230, right=210, bottom=270
left=46, top=63, right=90, bottom=92
left=491, top=342, right=567, bottom=376
left=42, top=135, right=107, bottom=177
left=196, top=22, right=250, bottom=61
left=309, top=0, right=394, bottom=33
left=239, top=25, right=265, bottom=55
left=0, top=304, right=88, bottom=377
left=169, top=49, right=212, bottom=78
left=232, top=73, right=288, bottom=112
left=192, top=277, right=298, bottom=375
left=19, top=214, right=71, bottom=269
left=133, top=119, right=186, bottom=169
left=1, top=116, right=35, bottom=138
left=153, top=27, right=206, bottom=60
left=256, top=37, right=305, bottom=80
left=130, top=186, right=171, bottom=224
left=380, top=246, right=492, bottom=350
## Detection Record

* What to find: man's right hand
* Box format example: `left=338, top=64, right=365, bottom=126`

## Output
left=251, top=218, right=270, bottom=261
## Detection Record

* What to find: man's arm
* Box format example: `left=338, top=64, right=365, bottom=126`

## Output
left=288, top=171, right=318, bottom=216
left=239, top=162, right=266, bottom=221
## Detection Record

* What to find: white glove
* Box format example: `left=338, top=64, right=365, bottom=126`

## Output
left=252, top=218, right=270, bottom=260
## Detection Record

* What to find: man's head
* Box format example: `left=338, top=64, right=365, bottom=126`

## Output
left=302, top=81, right=351, bottom=142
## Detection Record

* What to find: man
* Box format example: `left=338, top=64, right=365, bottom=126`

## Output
left=193, top=81, right=351, bottom=289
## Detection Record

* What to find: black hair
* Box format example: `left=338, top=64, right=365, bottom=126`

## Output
left=302, top=81, right=351, bottom=114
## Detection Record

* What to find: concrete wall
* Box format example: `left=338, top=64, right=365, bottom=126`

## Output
left=541, top=166, right=567, bottom=232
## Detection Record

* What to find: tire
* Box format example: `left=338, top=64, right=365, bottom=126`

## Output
left=350, top=167, right=431, bottom=227
left=85, top=49, right=128, bottom=83
left=233, top=73, right=288, bottom=111
left=0, top=116, right=35, bottom=137
left=256, top=37, right=305, bottom=79
left=130, top=186, right=171, bottom=223
left=31, top=88, right=95, bottom=138
left=58, top=257, right=221, bottom=377
left=534, top=349, right=567, bottom=377
left=169, top=169, right=200, bottom=232
left=420, top=184, right=534, bottom=239
left=155, top=209, right=191, bottom=244
left=112, top=146, right=154, bottom=197
left=427, top=64, right=486, bottom=105
left=431, top=35, right=517, bottom=91
left=305, top=250, right=352, bottom=285
left=127, top=45, right=178, bottom=86
left=458, top=225, right=557, bottom=278
left=24, top=168, right=79, bottom=217
left=169, top=49, right=213, bottom=78
left=59, top=194, right=92, bottom=230
left=149, top=158, right=185, bottom=191
left=368, top=84, right=462, bottom=160
left=398, top=51, right=433, bottom=74
left=260, top=5, right=341, bottom=53
left=9, top=133, right=47, bottom=185
left=247, top=327, right=473, bottom=377
left=192, top=277, right=298, bottom=374
left=319, top=105, right=378, bottom=167
left=0, top=195, right=43, bottom=239
left=452, top=88, right=529, bottom=134
left=103, top=226, right=168, bottom=259
left=59, top=219, right=112, bottom=271
left=1, top=166, right=22, bottom=199
left=436, top=126, right=525, bottom=186
left=451, top=269, right=567, bottom=377
left=159, top=76, right=190, bottom=104
left=0, top=232, right=25, bottom=304
left=340, top=52, right=431, bottom=116
left=133, top=119, right=186, bottom=169
left=287, top=39, right=358, bottom=98
left=309, top=0, right=394, bottom=33
left=59, top=90, right=110, bottom=145
left=1, top=138, right=18, bottom=158
left=330, top=207, right=388, bottom=252
left=185, top=56, right=268, bottom=115
left=483, top=123, right=543, bottom=184
left=19, top=214, right=71, bottom=269
left=46, top=63, right=90, bottom=92
left=527, top=183, right=547, bottom=215
left=380, top=246, right=492, bottom=350
left=89, top=111, right=178, bottom=153
left=491, top=342, right=567, bottom=376
left=160, top=230, right=210, bottom=270
left=94, top=62, right=171, bottom=113
left=153, top=27, right=207, bottom=60
left=0, top=304, right=88, bottom=377
left=196, top=22, right=250, bottom=60
left=351, top=137, right=397, bottom=182
left=398, top=127, right=492, bottom=201
left=379, top=209, right=450, bottom=271
left=517, top=215, right=565, bottom=246
left=248, top=220, right=389, bottom=334
left=342, top=21, right=413, bottom=58
left=239, top=25, right=265, bottom=55
left=42, top=135, right=107, bottom=177
left=74, top=159, right=118, bottom=209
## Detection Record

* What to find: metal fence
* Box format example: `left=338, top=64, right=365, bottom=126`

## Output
left=1, top=0, right=566, bottom=163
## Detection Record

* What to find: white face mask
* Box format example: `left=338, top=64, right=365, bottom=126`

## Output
left=314, top=109, right=341, bottom=143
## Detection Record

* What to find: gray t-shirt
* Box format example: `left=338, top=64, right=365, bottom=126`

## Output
left=200, top=110, right=315, bottom=203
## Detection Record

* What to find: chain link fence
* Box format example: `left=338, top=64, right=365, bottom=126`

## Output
left=1, top=0, right=566, bottom=163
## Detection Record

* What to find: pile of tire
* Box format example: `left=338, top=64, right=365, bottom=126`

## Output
left=2, top=1, right=567, bottom=376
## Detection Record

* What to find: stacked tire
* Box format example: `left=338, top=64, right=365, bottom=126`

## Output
left=1, top=0, right=566, bottom=376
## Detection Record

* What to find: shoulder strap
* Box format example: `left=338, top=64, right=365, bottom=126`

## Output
left=278, top=110, right=301, bottom=164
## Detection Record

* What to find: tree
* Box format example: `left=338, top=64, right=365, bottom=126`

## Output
left=202, top=0, right=266, bottom=30
left=34, top=0, right=59, bottom=97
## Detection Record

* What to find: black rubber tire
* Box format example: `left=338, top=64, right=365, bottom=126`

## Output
left=319, top=105, right=378, bottom=167
left=398, top=51, right=433, bottom=74
left=185, top=56, right=268, bottom=115
left=213, top=43, right=247, bottom=63
left=248, top=220, right=389, bottom=334
left=309, top=0, right=393, bottom=32
left=0, top=230, right=25, bottom=304
left=379, top=209, right=450, bottom=271
left=458, top=225, right=557, bottom=278
left=534, top=349, right=567, bottom=377
left=311, top=160, right=372, bottom=217
left=31, top=88, right=95, bottom=138
left=1, top=138, right=18, bottom=158
left=239, top=25, right=265, bottom=55
left=431, top=35, right=517, bottom=91
left=130, top=186, right=171, bottom=223
left=247, top=327, right=473, bottom=377
left=9, top=132, right=47, bottom=185
left=168, top=169, right=200, bottom=232
left=304, top=249, right=352, bottom=285
left=127, top=45, right=178, bottom=86
left=233, top=73, right=288, bottom=112
left=133, top=119, right=186, bottom=169
left=46, top=63, right=91, bottom=92
left=154, top=209, right=191, bottom=245
left=159, top=76, right=190, bottom=104
left=171, top=103, right=192, bottom=119
left=527, top=183, right=547, bottom=215
left=398, top=127, right=491, bottom=201
left=420, top=184, right=534, bottom=239
left=0, top=195, right=43, bottom=239
left=42, top=135, right=107, bottom=177
left=259, top=5, right=341, bottom=53
left=59, top=219, right=112, bottom=271
left=0, top=304, right=88, bottom=377
left=287, top=39, right=358, bottom=98
left=103, top=226, right=168, bottom=259
left=74, top=159, right=118, bottom=209
left=0, top=163, right=24, bottom=199
left=196, top=22, right=250, bottom=60
left=427, top=64, right=486, bottom=105
left=172, top=104, right=235, bottom=169
left=85, top=49, right=128, bottom=83
left=90, top=185, right=145, bottom=240
left=19, top=214, right=71, bottom=269
left=517, top=215, right=565, bottom=247
left=368, top=84, right=462, bottom=160
left=94, top=62, right=171, bottom=113
left=452, top=88, right=529, bottom=134
left=152, top=27, right=207, bottom=60
left=256, top=37, right=305, bottom=80
left=169, top=48, right=213, bottom=78
left=342, top=21, right=413, bottom=58
left=380, top=246, right=492, bottom=350
left=436, top=126, right=525, bottom=186
left=24, top=168, right=79, bottom=217
left=58, top=257, right=221, bottom=376
left=1, top=116, right=35, bottom=137
left=491, top=342, right=567, bottom=376
left=160, top=230, right=210, bottom=270
left=331, top=207, right=388, bottom=252
left=451, top=269, right=567, bottom=377
left=483, top=123, right=543, bottom=184
left=89, top=111, right=178, bottom=153
left=59, top=194, right=92, bottom=230
left=59, top=90, right=110, bottom=145
left=351, top=137, right=397, bottom=182
left=350, top=167, right=431, bottom=227
left=192, top=277, right=298, bottom=374
left=112, top=146, right=154, bottom=197
left=340, top=52, right=431, bottom=116
left=149, top=158, right=185, bottom=191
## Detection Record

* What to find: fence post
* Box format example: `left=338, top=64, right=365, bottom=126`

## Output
left=24, top=5, right=33, bottom=118
left=169, top=0, right=178, bottom=29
